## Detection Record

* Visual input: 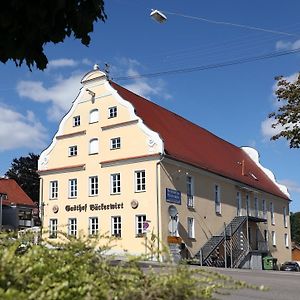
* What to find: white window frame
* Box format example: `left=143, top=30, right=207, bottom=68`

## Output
left=284, top=233, right=289, bottom=248
left=68, top=218, right=77, bottom=237
left=68, top=145, right=78, bottom=157
left=89, top=217, right=99, bottom=236
left=49, top=219, right=58, bottom=238
left=89, top=138, right=99, bottom=155
left=187, top=217, right=195, bottom=239
left=214, top=184, right=221, bottom=214
left=246, top=194, right=250, bottom=216
left=89, top=176, right=99, bottom=196
left=68, top=178, right=77, bottom=198
left=108, top=106, right=117, bottom=118
left=270, top=202, right=275, bottom=225
left=50, top=180, right=58, bottom=199
left=111, top=216, right=121, bottom=237
left=283, top=207, right=288, bottom=228
left=254, top=196, right=259, bottom=217
left=110, top=173, right=121, bottom=194
left=73, top=115, right=80, bottom=127
left=135, top=215, right=146, bottom=236
left=236, top=191, right=242, bottom=216
left=186, top=176, right=194, bottom=208
left=135, top=170, right=146, bottom=192
left=110, top=137, right=121, bottom=150
left=89, top=109, right=99, bottom=124
left=262, top=199, right=267, bottom=220
left=271, top=231, right=276, bottom=246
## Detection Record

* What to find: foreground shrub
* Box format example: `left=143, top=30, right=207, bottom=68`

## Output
left=0, top=233, right=254, bottom=299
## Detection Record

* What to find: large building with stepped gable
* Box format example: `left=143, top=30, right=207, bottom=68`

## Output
left=38, top=66, right=291, bottom=267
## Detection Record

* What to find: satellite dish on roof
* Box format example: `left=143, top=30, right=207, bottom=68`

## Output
left=150, top=9, right=167, bottom=23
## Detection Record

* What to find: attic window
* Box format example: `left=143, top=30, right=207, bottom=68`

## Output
left=249, top=172, right=258, bottom=181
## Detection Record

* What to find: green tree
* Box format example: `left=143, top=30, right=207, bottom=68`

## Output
left=290, top=212, right=300, bottom=244
left=5, top=153, right=40, bottom=203
left=269, top=74, right=300, bottom=148
left=0, top=1, right=106, bottom=70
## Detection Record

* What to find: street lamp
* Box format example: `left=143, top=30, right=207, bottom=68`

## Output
left=0, top=193, right=8, bottom=231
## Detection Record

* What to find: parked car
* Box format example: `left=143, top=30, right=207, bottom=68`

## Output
left=280, top=261, right=300, bottom=272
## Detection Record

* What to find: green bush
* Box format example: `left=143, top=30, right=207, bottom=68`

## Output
left=0, top=232, right=253, bottom=300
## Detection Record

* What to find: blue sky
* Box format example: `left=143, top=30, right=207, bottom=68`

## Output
left=0, top=0, right=300, bottom=211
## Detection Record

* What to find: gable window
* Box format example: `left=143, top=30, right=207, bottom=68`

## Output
left=49, top=219, right=58, bottom=238
left=111, top=216, right=121, bottom=237
left=187, top=217, right=195, bottom=239
left=186, top=176, right=194, bottom=208
left=69, top=145, right=78, bottom=157
left=270, top=202, right=275, bottom=225
left=214, top=184, right=221, bottom=214
left=69, top=179, right=77, bottom=198
left=283, top=207, right=288, bottom=228
left=135, top=170, right=146, bottom=192
left=135, top=215, right=146, bottom=236
left=236, top=191, right=242, bottom=216
left=89, top=109, right=99, bottom=123
left=89, top=217, right=99, bottom=236
left=108, top=106, right=117, bottom=118
left=110, top=173, right=121, bottom=194
left=110, top=137, right=121, bottom=150
left=89, top=176, right=99, bottom=196
left=50, top=181, right=58, bottom=199
left=73, top=115, right=80, bottom=127
left=89, top=138, right=99, bottom=154
left=68, top=218, right=77, bottom=237
left=271, top=231, right=276, bottom=246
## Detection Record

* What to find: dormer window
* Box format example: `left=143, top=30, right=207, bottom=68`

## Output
left=108, top=106, right=117, bottom=118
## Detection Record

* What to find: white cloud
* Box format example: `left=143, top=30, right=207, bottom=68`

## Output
left=0, top=104, right=47, bottom=151
left=276, top=39, right=300, bottom=51
left=261, top=117, right=283, bottom=139
left=48, top=58, right=78, bottom=69
left=17, top=74, right=82, bottom=121
left=278, top=179, right=300, bottom=194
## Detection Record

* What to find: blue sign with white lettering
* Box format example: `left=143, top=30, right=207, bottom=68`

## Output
left=166, top=188, right=181, bottom=205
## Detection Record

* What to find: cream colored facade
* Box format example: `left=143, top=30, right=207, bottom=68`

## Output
left=39, top=67, right=291, bottom=266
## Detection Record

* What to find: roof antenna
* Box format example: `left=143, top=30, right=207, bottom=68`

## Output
left=104, top=63, right=110, bottom=80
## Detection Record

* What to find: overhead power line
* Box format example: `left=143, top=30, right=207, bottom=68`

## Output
left=114, top=47, right=300, bottom=81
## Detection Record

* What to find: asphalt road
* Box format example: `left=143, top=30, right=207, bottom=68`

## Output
left=206, top=267, right=300, bottom=300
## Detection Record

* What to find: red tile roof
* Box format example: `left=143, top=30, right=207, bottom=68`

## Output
left=0, top=178, right=35, bottom=207
left=111, top=81, right=289, bottom=200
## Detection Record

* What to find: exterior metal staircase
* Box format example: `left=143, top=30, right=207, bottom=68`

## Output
left=195, top=216, right=248, bottom=267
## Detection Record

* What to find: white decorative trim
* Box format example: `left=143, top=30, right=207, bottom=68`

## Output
left=105, top=81, right=164, bottom=154
left=241, top=146, right=290, bottom=198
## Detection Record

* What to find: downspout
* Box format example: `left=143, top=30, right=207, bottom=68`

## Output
left=39, top=176, right=44, bottom=229
left=156, top=154, right=165, bottom=261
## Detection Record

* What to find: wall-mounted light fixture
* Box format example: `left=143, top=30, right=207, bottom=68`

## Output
left=86, top=88, right=96, bottom=103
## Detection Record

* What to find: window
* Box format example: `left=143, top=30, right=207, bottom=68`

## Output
left=73, top=115, right=80, bottom=127
left=264, top=230, right=268, bottom=242
left=68, top=218, right=77, bottom=237
left=50, top=181, right=58, bottom=199
left=186, top=176, right=194, bottom=208
left=270, top=202, right=275, bottom=225
left=135, top=170, right=146, bottom=192
left=110, top=137, right=121, bottom=150
left=284, top=233, right=289, bottom=248
left=214, top=184, right=221, bottom=214
left=271, top=231, right=276, bottom=246
left=236, top=191, right=242, bottom=216
left=254, top=197, right=259, bottom=217
left=89, top=176, right=98, bottom=196
left=262, top=199, right=267, bottom=220
left=246, top=194, right=250, bottom=216
left=283, top=207, right=288, bottom=228
left=89, top=138, right=99, bottom=154
left=187, top=217, right=195, bottom=238
left=69, top=145, right=78, bottom=157
left=69, top=179, right=77, bottom=198
left=111, top=216, right=121, bottom=237
left=108, top=106, right=117, bottom=118
left=89, top=109, right=99, bottom=123
left=49, top=219, right=58, bottom=238
left=89, top=217, right=99, bottom=236
left=110, top=173, right=121, bottom=194
left=135, top=215, right=146, bottom=236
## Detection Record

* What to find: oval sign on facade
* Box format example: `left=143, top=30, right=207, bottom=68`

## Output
left=53, top=205, right=59, bottom=214
left=168, top=205, right=178, bottom=217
